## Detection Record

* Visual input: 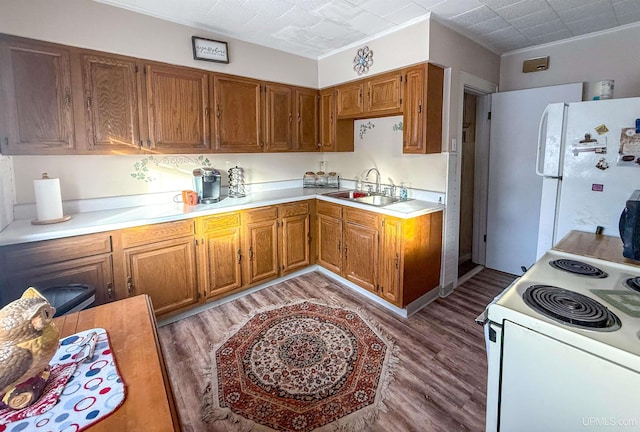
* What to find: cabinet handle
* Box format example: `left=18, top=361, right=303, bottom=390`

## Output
left=344, top=245, right=348, bottom=260
left=127, top=277, right=133, bottom=296
left=297, top=113, right=301, bottom=122
left=64, top=90, right=71, bottom=107
left=337, top=240, right=341, bottom=254
left=138, top=139, right=142, bottom=149
left=395, top=253, right=399, bottom=269
left=216, top=106, right=221, bottom=118
left=237, top=249, right=242, bottom=264
left=205, top=106, right=209, bottom=117
left=147, top=139, right=151, bottom=148
left=86, top=96, right=92, bottom=110
left=359, top=89, right=362, bottom=103
left=330, top=113, right=333, bottom=124
left=259, top=141, right=264, bottom=148
left=418, top=103, right=422, bottom=114
left=249, top=246, right=253, bottom=261
left=289, top=113, right=292, bottom=123
left=106, top=282, right=113, bottom=299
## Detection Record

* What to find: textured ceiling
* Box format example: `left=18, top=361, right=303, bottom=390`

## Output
left=93, top=0, right=640, bottom=58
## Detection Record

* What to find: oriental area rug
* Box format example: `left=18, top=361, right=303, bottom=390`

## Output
left=201, top=300, right=398, bottom=432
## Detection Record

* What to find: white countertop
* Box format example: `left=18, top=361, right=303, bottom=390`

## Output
left=0, top=187, right=444, bottom=247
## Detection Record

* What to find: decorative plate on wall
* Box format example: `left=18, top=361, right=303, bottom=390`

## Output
left=353, top=46, right=373, bottom=75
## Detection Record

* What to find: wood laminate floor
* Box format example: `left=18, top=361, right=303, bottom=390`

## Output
left=158, top=269, right=516, bottom=432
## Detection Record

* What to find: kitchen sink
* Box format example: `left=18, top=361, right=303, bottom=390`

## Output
left=322, top=190, right=406, bottom=207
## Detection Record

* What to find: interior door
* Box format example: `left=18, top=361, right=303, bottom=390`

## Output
left=485, top=83, right=582, bottom=275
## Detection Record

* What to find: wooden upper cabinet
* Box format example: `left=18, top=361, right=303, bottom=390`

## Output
left=403, top=63, right=444, bottom=154
left=336, top=81, right=364, bottom=118
left=145, top=63, right=210, bottom=152
left=319, top=88, right=335, bottom=151
left=295, top=88, right=319, bottom=151
left=364, top=71, right=402, bottom=115
left=82, top=53, right=145, bottom=152
left=0, top=37, right=75, bottom=154
left=213, top=75, right=262, bottom=152
left=264, top=83, right=293, bottom=152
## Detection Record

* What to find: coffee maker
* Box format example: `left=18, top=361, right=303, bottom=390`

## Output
left=193, top=168, right=221, bottom=204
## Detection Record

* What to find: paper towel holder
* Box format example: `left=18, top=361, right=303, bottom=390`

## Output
left=31, top=173, right=72, bottom=225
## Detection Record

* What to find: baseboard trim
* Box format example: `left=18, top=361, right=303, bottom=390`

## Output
left=457, top=265, right=484, bottom=286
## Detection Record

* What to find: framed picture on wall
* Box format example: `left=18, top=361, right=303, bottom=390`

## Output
left=192, top=36, right=229, bottom=63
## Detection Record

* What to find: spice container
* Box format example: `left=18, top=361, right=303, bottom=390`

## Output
left=327, top=172, right=340, bottom=188
left=303, top=171, right=316, bottom=188
left=316, top=171, right=328, bottom=187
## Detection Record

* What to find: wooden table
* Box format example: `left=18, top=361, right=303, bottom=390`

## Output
left=554, top=230, right=640, bottom=267
left=53, top=295, right=181, bottom=431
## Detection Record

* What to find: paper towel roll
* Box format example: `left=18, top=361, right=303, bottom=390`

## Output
left=34, top=173, right=64, bottom=222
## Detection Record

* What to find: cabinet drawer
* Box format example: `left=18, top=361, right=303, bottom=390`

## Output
left=121, top=220, right=194, bottom=248
left=245, top=206, right=278, bottom=223
left=280, top=201, right=309, bottom=217
left=317, top=200, right=342, bottom=219
left=344, top=207, right=378, bottom=228
left=200, top=212, right=241, bottom=232
left=2, top=233, right=112, bottom=270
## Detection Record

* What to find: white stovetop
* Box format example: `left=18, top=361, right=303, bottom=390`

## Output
left=489, top=249, right=640, bottom=371
left=0, top=187, right=444, bottom=247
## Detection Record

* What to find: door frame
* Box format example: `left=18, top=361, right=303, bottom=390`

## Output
left=452, top=72, right=496, bottom=289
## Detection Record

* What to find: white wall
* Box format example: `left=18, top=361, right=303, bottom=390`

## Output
left=500, top=24, right=640, bottom=100
left=322, top=116, right=447, bottom=193
left=317, top=19, right=429, bottom=88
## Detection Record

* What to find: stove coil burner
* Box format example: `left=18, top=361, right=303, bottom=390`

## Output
left=548, top=259, right=608, bottom=278
left=625, top=277, right=640, bottom=293
left=523, top=285, right=620, bottom=331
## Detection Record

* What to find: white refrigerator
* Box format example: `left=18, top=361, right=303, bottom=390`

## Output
left=536, top=97, right=640, bottom=257
left=486, top=83, right=583, bottom=275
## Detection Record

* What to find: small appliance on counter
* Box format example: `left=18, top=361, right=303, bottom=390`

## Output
left=228, top=166, right=246, bottom=198
left=193, top=167, right=222, bottom=203
left=620, top=190, right=640, bottom=260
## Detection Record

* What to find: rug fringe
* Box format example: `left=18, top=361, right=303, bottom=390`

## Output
left=200, top=296, right=400, bottom=432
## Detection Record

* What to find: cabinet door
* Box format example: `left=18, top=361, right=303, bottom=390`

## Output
left=264, top=83, right=293, bottom=152
left=244, top=210, right=279, bottom=285
left=319, top=88, right=335, bottom=151
left=124, top=237, right=198, bottom=316
left=145, top=63, right=210, bottom=151
left=336, top=82, right=363, bottom=118
left=214, top=75, right=262, bottom=152
left=343, top=222, right=378, bottom=293
left=281, top=212, right=310, bottom=274
left=379, top=217, right=403, bottom=306
left=403, top=64, right=443, bottom=154
left=199, top=213, right=243, bottom=299
left=3, top=254, right=114, bottom=308
left=295, top=88, right=319, bottom=151
left=0, top=38, right=75, bottom=154
left=317, top=214, right=343, bottom=274
left=364, top=71, right=402, bottom=115
left=82, top=53, right=144, bottom=152
left=403, top=66, right=424, bottom=154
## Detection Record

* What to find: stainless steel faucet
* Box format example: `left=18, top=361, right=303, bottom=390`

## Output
left=365, top=167, right=381, bottom=194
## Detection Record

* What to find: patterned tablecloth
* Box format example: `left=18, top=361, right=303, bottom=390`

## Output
left=0, top=328, right=126, bottom=432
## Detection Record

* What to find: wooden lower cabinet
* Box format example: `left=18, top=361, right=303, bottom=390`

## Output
left=117, top=219, right=198, bottom=316
left=379, top=212, right=443, bottom=307
left=244, top=206, right=279, bottom=285
left=280, top=201, right=312, bottom=274
left=198, top=212, right=243, bottom=300
left=316, top=200, right=443, bottom=307
left=0, top=232, right=114, bottom=308
left=343, top=207, right=378, bottom=293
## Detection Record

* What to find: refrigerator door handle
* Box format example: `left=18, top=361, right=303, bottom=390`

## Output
left=535, top=105, right=551, bottom=177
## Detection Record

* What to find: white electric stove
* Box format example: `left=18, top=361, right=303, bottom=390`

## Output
left=483, top=249, right=640, bottom=432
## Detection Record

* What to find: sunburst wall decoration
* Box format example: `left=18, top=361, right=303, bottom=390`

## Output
left=353, top=46, right=373, bottom=75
